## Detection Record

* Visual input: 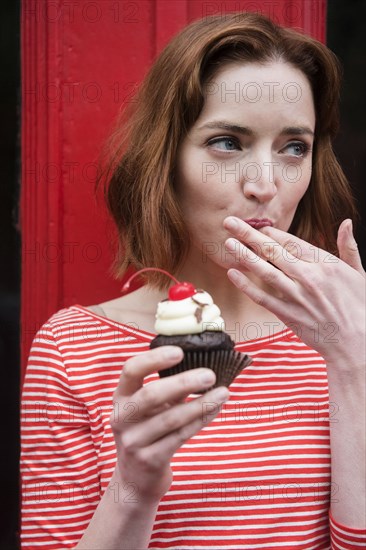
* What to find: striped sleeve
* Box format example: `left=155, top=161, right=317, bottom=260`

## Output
left=330, top=512, right=366, bottom=549
left=20, top=319, right=101, bottom=548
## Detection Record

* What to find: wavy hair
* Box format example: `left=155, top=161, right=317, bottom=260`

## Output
left=99, top=12, right=358, bottom=288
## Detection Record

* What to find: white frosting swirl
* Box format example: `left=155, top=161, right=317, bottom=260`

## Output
left=154, top=290, right=225, bottom=335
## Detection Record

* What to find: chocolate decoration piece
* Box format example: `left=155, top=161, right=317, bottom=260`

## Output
left=194, top=306, right=203, bottom=323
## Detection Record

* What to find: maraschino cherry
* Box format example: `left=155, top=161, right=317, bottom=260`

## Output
left=121, top=267, right=196, bottom=301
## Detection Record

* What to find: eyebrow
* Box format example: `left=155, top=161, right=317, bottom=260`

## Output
left=280, top=126, right=314, bottom=137
left=197, top=121, right=314, bottom=137
left=197, top=121, right=254, bottom=136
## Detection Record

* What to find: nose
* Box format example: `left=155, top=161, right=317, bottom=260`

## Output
left=241, top=159, right=278, bottom=203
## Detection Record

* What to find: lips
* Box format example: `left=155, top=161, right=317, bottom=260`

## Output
left=244, top=218, right=273, bottom=229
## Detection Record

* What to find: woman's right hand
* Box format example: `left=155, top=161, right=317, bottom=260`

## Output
left=110, top=345, right=230, bottom=504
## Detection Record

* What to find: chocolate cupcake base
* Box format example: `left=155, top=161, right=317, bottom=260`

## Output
left=150, top=331, right=252, bottom=392
left=158, top=349, right=252, bottom=392
left=150, top=331, right=235, bottom=352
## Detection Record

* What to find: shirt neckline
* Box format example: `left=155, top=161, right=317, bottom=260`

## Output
left=72, top=304, right=156, bottom=341
left=72, top=304, right=296, bottom=347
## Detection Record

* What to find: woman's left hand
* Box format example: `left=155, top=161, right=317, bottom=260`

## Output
left=223, top=216, right=365, bottom=370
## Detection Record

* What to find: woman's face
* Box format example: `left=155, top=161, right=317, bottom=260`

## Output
left=175, top=61, right=315, bottom=268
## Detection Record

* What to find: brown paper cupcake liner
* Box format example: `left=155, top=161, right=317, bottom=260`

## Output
left=159, top=350, right=252, bottom=391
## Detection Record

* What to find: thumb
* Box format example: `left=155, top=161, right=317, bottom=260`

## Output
left=337, top=219, right=364, bottom=275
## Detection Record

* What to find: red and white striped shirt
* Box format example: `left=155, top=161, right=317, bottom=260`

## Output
left=20, top=305, right=366, bottom=549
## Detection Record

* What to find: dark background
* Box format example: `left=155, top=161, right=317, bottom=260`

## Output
left=0, top=0, right=365, bottom=547
left=327, top=0, right=366, bottom=256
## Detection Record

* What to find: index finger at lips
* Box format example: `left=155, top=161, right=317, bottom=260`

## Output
left=116, top=346, right=184, bottom=397
left=224, top=217, right=300, bottom=273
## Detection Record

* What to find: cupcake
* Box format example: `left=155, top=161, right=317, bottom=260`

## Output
left=122, top=268, right=252, bottom=391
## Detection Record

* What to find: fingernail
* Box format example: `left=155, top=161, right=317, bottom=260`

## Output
left=225, top=238, right=238, bottom=252
left=212, top=386, right=230, bottom=402
left=198, top=369, right=216, bottom=385
left=225, top=217, right=239, bottom=230
left=164, top=347, right=182, bottom=360
left=228, top=268, right=243, bottom=283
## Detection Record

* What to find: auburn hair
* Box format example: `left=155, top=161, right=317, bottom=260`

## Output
left=99, top=11, right=358, bottom=288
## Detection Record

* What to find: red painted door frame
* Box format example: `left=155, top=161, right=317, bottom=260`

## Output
left=20, top=0, right=327, bottom=379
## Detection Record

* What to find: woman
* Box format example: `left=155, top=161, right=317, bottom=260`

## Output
left=20, top=12, right=365, bottom=549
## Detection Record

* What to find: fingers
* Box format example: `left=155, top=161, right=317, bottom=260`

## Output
left=337, top=219, right=365, bottom=275
left=223, top=216, right=329, bottom=268
left=143, top=387, right=228, bottom=461
left=224, top=217, right=301, bottom=272
left=224, top=237, right=295, bottom=296
left=227, top=268, right=284, bottom=313
left=121, top=386, right=229, bottom=449
left=133, top=367, right=217, bottom=416
left=111, top=350, right=230, bottom=478
left=114, top=346, right=222, bottom=424
left=112, top=367, right=218, bottom=428
left=116, top=346, right=184, bottom=397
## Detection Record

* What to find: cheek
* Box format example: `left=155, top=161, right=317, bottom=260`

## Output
left=284, top=158, right=311, bottom=186
left=286, top=162, right=312, bottom=205
left=177, top=168, right=229, bottom=212
left=175, top=160, right=203, bottom=206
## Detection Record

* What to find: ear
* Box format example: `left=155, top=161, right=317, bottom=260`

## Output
left=337, top=219, right=364, bottom=275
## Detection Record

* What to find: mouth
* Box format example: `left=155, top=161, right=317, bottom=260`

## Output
left=244, top=218, right=274, bottom=229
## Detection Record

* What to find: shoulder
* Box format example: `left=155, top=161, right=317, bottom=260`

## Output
left=35, top=305, right=99, bottom=337
left=29, top=305, right=105, bottom=358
